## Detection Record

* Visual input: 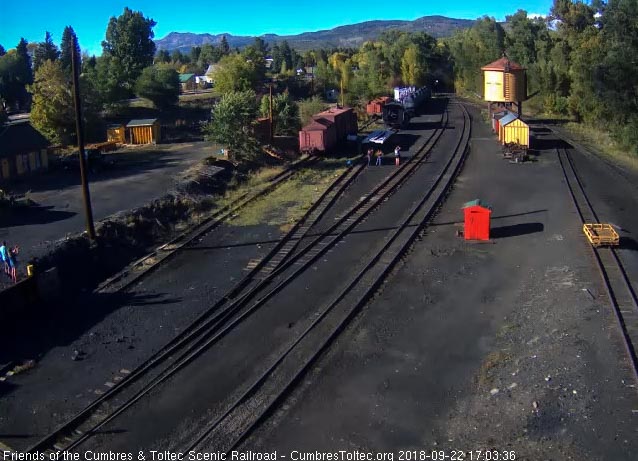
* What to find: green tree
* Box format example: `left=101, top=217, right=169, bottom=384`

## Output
left=199, top=43, right=222, bottom=66
left=401, top=44, right=427, bottom=86
left=219, top=36, right=230, bottom=56
left=33, top=31, right=60, bottom=72
left=102, top=7, right=157, bottom=93
left=0, top=44, right=5, bottom=56
left=134, top=65, right=180, bottom=109
left=259, top=92, right=300, bottom=135
left=35, top=58, right=101, bottom=143
left=449, top=17, right=505, bottom=93
left=598, top=0, right=638, bottom=150
left=212, top=53, right=260, bottom=94
left=298, top=96, right=327, bottom=126
left=156, top=49, right=170, bottom=63
left=60, top=26, right=80, bottom=73
left=202, top=90, right=260, bottom=161
left=28, top=60, right=88, bottom=144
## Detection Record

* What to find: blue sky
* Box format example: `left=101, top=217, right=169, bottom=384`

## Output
left=1, top=1, right=554, bottom=56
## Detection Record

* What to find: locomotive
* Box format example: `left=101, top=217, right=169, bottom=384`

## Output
left=382, top=86, right=431, bottom=128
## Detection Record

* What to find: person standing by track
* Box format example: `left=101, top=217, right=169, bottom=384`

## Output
left=375, top=149, right=383, bottom=166
left=5, top=244, right=18, bottom=283
left=394, top=145, right=401, bottom=166
left=366, top=148, right=373, bottom=166
left=0, top=241, right=8, bottom=276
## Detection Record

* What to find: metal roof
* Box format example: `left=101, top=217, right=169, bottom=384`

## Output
left=481, top=57, right=525, bottom=71
left=462, top=199, right=492, bottom=210
left=303, top=118, right=334, bottom=131
left=126, top=119, right=158, bottom=127
left=179, top=73, right=195, bottom=82
left=0, top=121, right=50, bottom=158
left=499, top=112, right=519, bottom=127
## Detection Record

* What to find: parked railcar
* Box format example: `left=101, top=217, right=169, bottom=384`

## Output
left=382, top=101, right=409, bottom=128
left=298, top=107, right=357, bottom=153
left=393, top=86, right=431, bottom=116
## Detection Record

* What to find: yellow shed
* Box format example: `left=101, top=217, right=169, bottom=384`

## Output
left=501, top=117, right=530, bottom=148
left=126, top=119, right=161, bottom=145
left=107, top=124, right=126, bottom=143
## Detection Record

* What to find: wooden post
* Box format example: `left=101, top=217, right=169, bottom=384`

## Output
left=269, top=83, right=273, bottom=142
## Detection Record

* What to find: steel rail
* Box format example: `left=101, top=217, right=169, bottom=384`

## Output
left=557, top=147, right=638, bottom=382
left=29, top=105, right=450, bottom=454
left=96, top=155, right=321, bottom=294
left=186, top=101, right=472, bottom=452
left=25, top=156, right=355, bottom=454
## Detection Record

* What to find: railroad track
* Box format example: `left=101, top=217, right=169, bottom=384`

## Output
left=186, top=101, right=472, bottom=452
left=557, top=147, right=638, bottom=382
left=27, top=102, right=452, bottom=454
left=96, top=154, right=321, bottom=294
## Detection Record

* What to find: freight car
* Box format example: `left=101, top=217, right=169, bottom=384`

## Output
left=366, top=96, right=392, bottom=116
left=299, top=107, right=358, bottom=153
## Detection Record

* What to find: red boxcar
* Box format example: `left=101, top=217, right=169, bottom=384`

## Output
left=299, top=118, right=337, bottom=153
left=366, top=96, right=391, bottom=116
left=313, top=107, right=358, bottom=142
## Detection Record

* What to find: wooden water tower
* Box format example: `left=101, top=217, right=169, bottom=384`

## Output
left=481, top=56, right=527, bottom=118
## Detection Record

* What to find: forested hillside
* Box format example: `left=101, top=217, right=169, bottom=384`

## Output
left=448, top=0, right=638, bottom=153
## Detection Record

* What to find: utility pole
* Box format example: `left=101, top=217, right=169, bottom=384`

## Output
left=340, top=77, right=344, bottom=108
left=71, top=42, right=96, bottom=240
left=269, top=82, right=274, bottom=142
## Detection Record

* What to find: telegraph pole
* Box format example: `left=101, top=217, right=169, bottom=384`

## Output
left=71, top=43, right=96, bottom=240
left=269, top=82, right=274, bottom=142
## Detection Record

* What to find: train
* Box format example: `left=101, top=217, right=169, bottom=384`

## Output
left=298, top=106, right=358, bottom=154
left=382, top=86, right=431, bottom=128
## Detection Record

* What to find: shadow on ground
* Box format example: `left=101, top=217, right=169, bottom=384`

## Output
left=9, top=149, right=201, bottom=195
left=619, top=236, right=638, bottom=251
left=491, top=222, right=544, bottom=238
left=0, top=290, right=183, bottom=399
left=0, top=206, right=77, bottom=228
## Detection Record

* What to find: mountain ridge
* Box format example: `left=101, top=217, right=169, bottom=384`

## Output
left=154, top=15, right=475, bottom=52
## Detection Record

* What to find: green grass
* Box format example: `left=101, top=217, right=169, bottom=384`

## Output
left=563, top=122, right=638, bottom=171
left=227, top=166, right=346, bottom=229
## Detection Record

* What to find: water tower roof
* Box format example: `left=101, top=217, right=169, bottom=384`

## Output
left=481, top=57, right=525, bottom=71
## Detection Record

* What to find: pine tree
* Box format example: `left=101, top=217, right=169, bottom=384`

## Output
left=60, top=26, right=80, bottom=73
left=220, top=35, right=230, bottom=56
left=33, top=31, right=60, bottom=71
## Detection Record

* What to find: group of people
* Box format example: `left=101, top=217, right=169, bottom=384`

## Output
left=0, top=241, right=19, bottom=283
left=365, top=145, right=402, bottom=167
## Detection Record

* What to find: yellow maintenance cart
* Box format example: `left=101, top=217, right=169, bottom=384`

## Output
left=583, top=223, right=619, bottom=247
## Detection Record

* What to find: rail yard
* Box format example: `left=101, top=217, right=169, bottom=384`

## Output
left=0, top=94, right=636, bottom=459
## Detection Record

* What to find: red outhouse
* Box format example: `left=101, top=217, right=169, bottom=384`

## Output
left=462, top=199, right=492, bottom=241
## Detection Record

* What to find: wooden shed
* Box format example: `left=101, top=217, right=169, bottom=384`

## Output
left=0, top=121, right=49, bottom=181
left=500, top=116, right=530, bottom=148
left=179, top=73, right=196, bottom=92
left=462, top=199, right=492, bottom=241
left=126, top=119, right=160, bottom=145
left=497, top=112, right=517, bottom=142
left=107, top=124, right=126, bottom=144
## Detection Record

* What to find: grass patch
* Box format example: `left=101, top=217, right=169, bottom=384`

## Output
left=563, top=122, right=638, bottom=171
left=227, top=165, right=346, bottom=228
